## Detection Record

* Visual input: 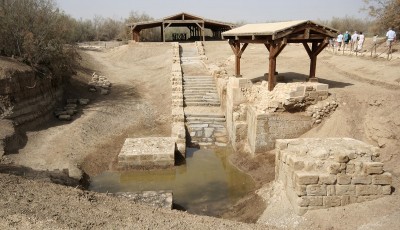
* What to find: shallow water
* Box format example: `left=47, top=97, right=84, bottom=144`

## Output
left=89, top=148, right=255, bottom=217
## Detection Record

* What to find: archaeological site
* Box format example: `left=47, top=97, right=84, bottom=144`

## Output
left=1, top=5, right=400, bottom=230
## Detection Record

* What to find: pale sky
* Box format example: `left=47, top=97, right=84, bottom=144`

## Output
left=57, top=0, right=370, bottom=23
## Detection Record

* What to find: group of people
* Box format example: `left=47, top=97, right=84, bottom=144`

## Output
left=334, top=31, right=365, bottom=52
left=331, top=28, right=396, bottom=53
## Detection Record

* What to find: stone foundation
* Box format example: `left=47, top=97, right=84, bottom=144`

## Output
left=116, top=191, right=173, bottom=209
left=117, top=137, right=176, bottom=169
left=275, top=138, right=392, bottom=215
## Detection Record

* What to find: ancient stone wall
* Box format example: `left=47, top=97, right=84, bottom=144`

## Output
left=170, top=42, right=186, bottom=158
left=275, top=138, right=392, bottom=215
left=247, top=107, right=313, bottom=154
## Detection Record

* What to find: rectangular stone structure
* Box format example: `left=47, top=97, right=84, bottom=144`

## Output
left=275, top=138, right=392, bottom=215
left=118, top=137, right=175, bottom=169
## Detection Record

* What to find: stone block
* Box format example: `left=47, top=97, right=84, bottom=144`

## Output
left=336, top=185, right=356, bottom=196
left=356, top=185, right=380, bottom=196
left=337, top=174, right=352, bottom=185
left=118, top=137, right=175, bottom=169
left=295, top=172, right=319, bottom=185
left=327, top=185, right=336, bottom=196
left=372, top=172, right=392, bottom=185
left=319, top=174, right=337, bottom=185
left=352, top=175, right=372, bottom=185
left=315, top=83, right=328, bottom=91
left=295, top=184, right=307, bottom=196
left=346, top=163, right=355, bottom=174
left=363, top=162, right=384, bottom=175
left=323, top=196, right=342, bottom=207
left=335, top=154, right=349, bottom=163
left=329, top=163, right=341, bottom=174
left=381, top=185, right=392, bottom=195
left=296, top=196, right=323, bottom=207
left=306, top=185, right=327, bottom=196
left=357, top=195, right=380, bottom=203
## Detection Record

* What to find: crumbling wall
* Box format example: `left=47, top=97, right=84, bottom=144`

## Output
left=275, top=138, right=392, bottom=215
left=247, top=107, right=313, bottom=154
left=170, top=43, right=186, bottom=158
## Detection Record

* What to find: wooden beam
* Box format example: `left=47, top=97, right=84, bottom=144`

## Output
left=268, top=44, right=277, bottom=91
left=228, top=40, right=242, bottom=77
left=309, top=42, right=318, bottom=79
left=302, top=42, right=312, bottom=57
left=238, top=43, right=248, bottom=57
left=164, top=20, right=203, bottom=24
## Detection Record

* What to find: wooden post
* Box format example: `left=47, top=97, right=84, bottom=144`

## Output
left=162, top=23, right=165, bottom=42
left=229, top=41, right=248, bottom=77
left=267, top=40, right=286, bottom=91
left=310, top=42, right=318, bottom=79
left=303, top=39, right=328, bottom=81
left=202, top=23, right=205, bottom=42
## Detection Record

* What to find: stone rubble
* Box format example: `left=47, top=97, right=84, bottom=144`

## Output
left=89, top=72, right=112, bottom=95
left=53, top=98, right=90, bottom=121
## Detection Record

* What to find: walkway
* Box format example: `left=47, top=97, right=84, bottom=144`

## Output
left=179, top=43, right=228, bottom=147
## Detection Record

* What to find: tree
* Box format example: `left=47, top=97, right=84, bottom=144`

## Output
left=0, top=0, right=78, bottom=77
left=362, top=0, right=400, bottom=31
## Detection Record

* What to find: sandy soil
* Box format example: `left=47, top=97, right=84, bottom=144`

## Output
left=1, top=39, right=400, bottom=229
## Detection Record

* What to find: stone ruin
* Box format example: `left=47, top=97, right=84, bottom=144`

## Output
left=54, top=98, right=89, bottom=121
left=88, top=72, right=112, bottom=95
left=117, top=137, right=176, bottom=170
left=222, top=77, right=338, bottom=154
left=275, top=138, right=392, bottom=215
left=116, top=191, right=173, bottom=209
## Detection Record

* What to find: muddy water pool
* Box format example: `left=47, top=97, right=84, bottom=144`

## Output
left=89, top=148, right=255, bottom=217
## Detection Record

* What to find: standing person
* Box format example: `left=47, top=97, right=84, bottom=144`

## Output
left=386, top=27, right=396, bottom=46
left=343, top=31, right=351, bottom=51
left=337, top=32, right=344, bottom=51
left=357, top=32, right=365, bottom=52
left=351, top=31, right=358, bottom=52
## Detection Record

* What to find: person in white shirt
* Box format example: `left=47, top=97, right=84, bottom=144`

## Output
left=386, top=27, right=396, bottom=46
left=337, top=33, right=344, bottom=51
left=357, top=32, right=365, bottom=52
left=351, top=31, right=358, bottom=51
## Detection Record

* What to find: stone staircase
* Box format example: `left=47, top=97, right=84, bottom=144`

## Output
left=179, top=43, right=228, bottom=147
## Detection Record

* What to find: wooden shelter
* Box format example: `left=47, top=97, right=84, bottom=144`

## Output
left=222, top=20, right=338, bottom=91
left=128, top=12, right=234, bottom=42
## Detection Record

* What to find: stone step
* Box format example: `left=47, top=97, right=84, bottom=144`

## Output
left=183, top=89, right=218, bottom=93
left=183, top=82, right=215, bottom=85
left=185, top=113, right=225, bottom=118
left=183, top=87, right=217, bottom=91
left=184, top=96, right=219, bottom=100
left=184, top=102, right=220, bottom=107
left=186, top=117, right=226, bottom=122
left=184, top=99, right=220, bottom=104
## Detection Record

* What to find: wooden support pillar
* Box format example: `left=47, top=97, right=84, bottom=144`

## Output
left=302, top=38, right=329, bottom=81
left=132, top=30, right=140, bottom=42
left=162, top=23, right=165, bottom=42
left=266, top=40, right=287, bottom=91
left=202, top=23, right=205, bottom=42
left=229, top=40, right=248, bottom=77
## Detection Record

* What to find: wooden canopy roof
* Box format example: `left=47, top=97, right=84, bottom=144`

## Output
left=222, top=20, right=338, bottom=91
left=128, top=12, right=235, bottom=42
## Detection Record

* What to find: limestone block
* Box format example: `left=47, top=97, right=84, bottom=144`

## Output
left=337, top=174, right=352, bottom=185
left=315, top=84, right=329, bottom=91
left=357, top=195, right=380, bottom=203
left=78, top=99, right=90, bottom=105
left=364, top=162, right=384, bottom=174
left=335, top=154, right=350, bottom=163
left=372, top=172, right=392, bottom=185
left=319, top=174, right=337, bottom=185
left=356, top=185, right=380, bottom=196
left=329, top=163, right=341, bottom=174
left=295, top=184, right=307, bottom=196
left=204, top=128, right=214, bottom=138
left=381, top=185, right=392, bottom=195
left=327, top=185, right=336, bottom=196
left=58, top=115, right=71, bottom=121
left=336, top=185, right=356, bottom=196
left=346, top=163, right=355, bottom=174
left=296, top=196, right=323, bottom=207
left=323, top=196, right=342, bottom=207
left=306, top=185, right=327, bottom=196
left=352, top=175, right=372, bottom=185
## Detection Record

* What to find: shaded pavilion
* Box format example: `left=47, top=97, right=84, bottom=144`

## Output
left=222, top=20, right=338, bottom=91
left=128, top=12, right=234, bottom=42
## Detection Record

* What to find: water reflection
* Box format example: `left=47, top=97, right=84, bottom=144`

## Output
left=89, top=148, right=254, bottom=216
